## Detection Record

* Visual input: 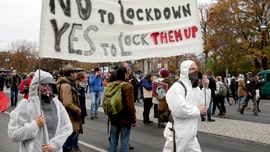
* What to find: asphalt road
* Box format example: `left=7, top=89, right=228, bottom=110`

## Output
left=1, top=109, right=270, bottom=152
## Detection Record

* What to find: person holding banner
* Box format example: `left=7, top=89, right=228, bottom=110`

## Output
left=163, top=60, right=207, bottom=152
left=8, top=70, right=72, bottom=152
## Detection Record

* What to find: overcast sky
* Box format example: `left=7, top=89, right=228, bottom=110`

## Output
left=0, top=0, right=212, bottom=50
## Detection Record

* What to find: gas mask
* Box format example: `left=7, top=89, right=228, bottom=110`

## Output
left=189, top=70, right=199, bottom=88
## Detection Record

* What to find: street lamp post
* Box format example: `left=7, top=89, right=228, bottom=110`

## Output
left=26, top=55, right=31, bottom=73
left=5, top=56, right=10, bottom=71
left=260, top=17, right=269, bottom=70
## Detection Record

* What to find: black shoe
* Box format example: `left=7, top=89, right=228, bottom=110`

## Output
left=254, top=112, right=258, bottom=116
left=201, top=118, right=206, bottom=121
left=207, top=119, right=215, bottom=122
left=258, top=109, right=261, bottom=112
left=129, top=144, right=134, bottom=150
left=240, top=110, right=243, bottom=114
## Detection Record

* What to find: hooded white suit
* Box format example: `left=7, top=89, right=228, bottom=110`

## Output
left=163, top=60, right=204, bottom=152
left=8, top=70, right=72, bottom=152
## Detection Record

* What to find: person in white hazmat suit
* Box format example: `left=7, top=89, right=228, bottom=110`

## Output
left=8, top=70, right=73, bottom=152
left=163, top=60, right=207, bottom=152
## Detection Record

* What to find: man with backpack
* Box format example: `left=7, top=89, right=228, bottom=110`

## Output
left=163, top=60, right=207, bottom=152
left=106, top=67, right=137, bottom=152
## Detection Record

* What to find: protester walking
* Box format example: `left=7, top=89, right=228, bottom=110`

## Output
left=215, top=76, right=227, bottom=118
left=255, top=75, right=264, bottom=112
left=237, top=76, right=246, bottom=111
left=240, top=72, right=258, bottom=115
left=163, top=60, right=207, bottom=152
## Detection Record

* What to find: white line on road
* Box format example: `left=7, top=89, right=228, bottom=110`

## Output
left=79, top=141, right=107, bottom=152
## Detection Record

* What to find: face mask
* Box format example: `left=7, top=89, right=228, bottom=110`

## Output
left=39, top=84, right=53, bottom=97
left=189, top=70, right=199, bottom=87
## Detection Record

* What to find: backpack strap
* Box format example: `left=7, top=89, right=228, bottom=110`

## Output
left=169, top=79, right=186, bottom=152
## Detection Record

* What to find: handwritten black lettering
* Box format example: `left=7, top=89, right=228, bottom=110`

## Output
left=50, top=19, right=70, bottom=52
left=76, top=0, right=92, bottom=20
left=83, top=25, right=98, bottom=56
left=69, top=24, right=83, bottom=54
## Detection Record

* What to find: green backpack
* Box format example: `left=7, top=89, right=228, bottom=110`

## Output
left=219, top=83, right=227, bottom=97
left=102, top=81, right=127, bottom=115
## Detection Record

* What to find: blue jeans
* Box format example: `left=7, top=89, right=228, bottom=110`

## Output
left=63, top=131, right=79, bottom=152
left=201, top=96, right=213, bottom=120
left=238, top=96, right=244, bottom=106
left=207, top=96, right=214, bottom=119
left=90, top=91, right=102, bottom=115
left=10, top=86, right=18, bottom=106
left=109, top=124, right=131, bottom=152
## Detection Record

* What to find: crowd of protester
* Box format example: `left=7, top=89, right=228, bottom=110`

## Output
left=1, top=61, right=265, bottom=152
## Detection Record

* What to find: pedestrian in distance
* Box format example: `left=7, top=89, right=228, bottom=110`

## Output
left=19, top=72, right=34, bottom=99
left=141, top=73, right=154, bottom=125
left=200, top=75, right=215, bottom=122
left=57, top=65, right=83, bottom=152
left=163, top=60, right=207, bottom=152
left=8, top=70, right=73, bottom=152
left=205, top=69, right=217, bottom=119
left=89, top=67, right=104, bottom=119
left=237, top=75, right=246, bottom=112
left=108, top=67, right=137, bottom=152
left=74, top=71, right=88, bottom=152
left=0, top=73, right=5, bottom=91
left=7, top=69, right=22, bottom=107
left=215, top=76, right=227, bottom=118
left=255, top=75, right=264, bottom=112
left=240, top=72, right=258, bottom=115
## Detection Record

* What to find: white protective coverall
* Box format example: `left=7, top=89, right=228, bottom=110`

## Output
left=8, top=70, right=73, bottom=152
left=163, top=60, right=206, bottom=152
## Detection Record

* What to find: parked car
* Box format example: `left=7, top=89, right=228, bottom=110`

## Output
left=257, top=70, right=270, bottom=98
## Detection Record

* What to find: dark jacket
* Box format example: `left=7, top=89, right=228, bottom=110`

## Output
left=77, top=84, right=87, bottom=124
left=0, top=75, right=4, bottom=91
left=109, top=80, right=136, bottom=126
left=140, top=78, right=153, bottom=99
left=8, top=75, right=22, bottom=88
left=245, top=77, right=256, bottom=96
left=208, top=76, right=216, bottom=97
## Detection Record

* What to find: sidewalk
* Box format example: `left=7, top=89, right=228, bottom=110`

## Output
left=88, top=99, right=270, bottom=145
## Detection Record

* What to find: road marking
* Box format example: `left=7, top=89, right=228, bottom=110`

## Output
left=263, top=103, right=270, bottom=106
left=79, top=141, right=107, bottom=152
left=4, top=111, right=108, bottom=152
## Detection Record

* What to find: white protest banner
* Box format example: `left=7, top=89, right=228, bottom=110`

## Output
left=39, top=0, right=203, bottom=63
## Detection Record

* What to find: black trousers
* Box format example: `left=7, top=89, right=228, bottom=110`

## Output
left=143, top=98, right=153, bottom=124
